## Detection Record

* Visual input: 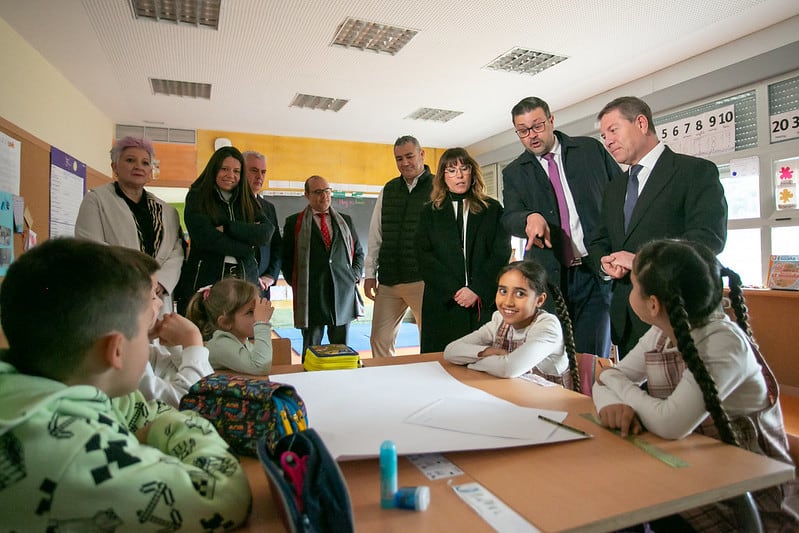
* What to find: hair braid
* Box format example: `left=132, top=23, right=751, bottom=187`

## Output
left=722, top=267, right=755, bottom=342
left=548, top=283, right=579, bottom=393
left=665, top=292, right=739, bottom=446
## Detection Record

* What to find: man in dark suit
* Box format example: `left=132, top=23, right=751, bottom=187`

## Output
left=282, top=175, right=364, bottom=358
left=589, top=96, right=728, bottom=357
left=243, top=151, right=282, bottom=298
left=502, top=97, right=620, bottom=358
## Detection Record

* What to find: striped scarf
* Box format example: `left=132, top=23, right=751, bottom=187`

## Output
left=291, top=206, right=356, bottom=328
left=131, top=192, right=164, bottom=258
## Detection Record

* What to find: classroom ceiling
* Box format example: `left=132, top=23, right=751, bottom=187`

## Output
left=1, top=0, right=798, bottom=149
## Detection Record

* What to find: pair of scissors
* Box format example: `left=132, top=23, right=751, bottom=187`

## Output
left=280, top=450, right=308, bottom=512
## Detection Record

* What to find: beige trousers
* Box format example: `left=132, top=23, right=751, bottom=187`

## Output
left=369, top=281, right=424, bottom=357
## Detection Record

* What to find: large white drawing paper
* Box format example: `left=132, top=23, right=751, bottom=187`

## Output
left=405, top=397, right=575, bottom=440
left=271, top=361, right=582, bottom=460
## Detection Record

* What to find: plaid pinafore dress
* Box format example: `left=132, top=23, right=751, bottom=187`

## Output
left=644, top=334, right=799, bottom=532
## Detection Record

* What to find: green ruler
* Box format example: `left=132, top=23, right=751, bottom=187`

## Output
left=580, top=413, right=689, bottom=468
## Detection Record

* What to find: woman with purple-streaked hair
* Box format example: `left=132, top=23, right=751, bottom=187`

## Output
left=75, top=136, right=185, bottom=307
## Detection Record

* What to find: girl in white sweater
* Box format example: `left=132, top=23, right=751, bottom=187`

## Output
left=592, top=238, right=797, bottom=531
left=444, top=260, right=579, bottom=389
left=186, top=278, right=274, bottom=375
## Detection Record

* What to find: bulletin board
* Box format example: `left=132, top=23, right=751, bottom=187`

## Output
left=0, top=115, right=110, bottom=258
left=0, top=115, right=109, bottom=347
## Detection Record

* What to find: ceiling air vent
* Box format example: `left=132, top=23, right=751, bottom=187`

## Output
left=150, top=78, right=212, bottom=99
left=115, top=124, right=197, bottom=144
left=290, top=93, right=348, bottom=112
left=129, top=0, right=221, bottom=29
left=406, top=108, right=463, bottom=123
left=484, top=47, right=567, bottom=76
left=331, top=17, right=417, bottom=55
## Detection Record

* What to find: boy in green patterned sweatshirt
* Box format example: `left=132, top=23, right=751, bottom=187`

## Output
left=0, top=239, right=251, bottom=530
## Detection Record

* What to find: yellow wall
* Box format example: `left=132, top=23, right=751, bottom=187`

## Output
left=197, top=130, right=443, bottom=191
left=0, top=18, right=113, bottom=173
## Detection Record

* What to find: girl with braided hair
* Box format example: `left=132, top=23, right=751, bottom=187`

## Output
left=444, top=260, right=578, bottom=389
left=593, top=238, right=797, bottom=531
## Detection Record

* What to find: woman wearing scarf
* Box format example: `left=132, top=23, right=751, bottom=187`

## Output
left=75, top=136, right=185, bottom=309
left=282, top=175, right=364, bottom=358
left=416, top=148, right=511, bottom=353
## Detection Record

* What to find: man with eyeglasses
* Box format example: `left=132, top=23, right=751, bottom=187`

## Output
left=282, top=175, right=364, bottom=358
left=242, top=150, right=282, bottom=299
left=363, top=135, right=433, bottom=357
left=501, top=96, right=621, bottom=359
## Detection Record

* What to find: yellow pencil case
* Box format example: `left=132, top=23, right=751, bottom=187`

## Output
left=303, top=344, right=362, bottom=371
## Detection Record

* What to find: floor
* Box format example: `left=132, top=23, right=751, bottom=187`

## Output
left=268, top=283, right=420, bottom=364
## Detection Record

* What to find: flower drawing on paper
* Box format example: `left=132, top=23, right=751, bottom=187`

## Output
left=779, top=166, right=794, bottom=181
left=779, top=188, right=795, bottom=205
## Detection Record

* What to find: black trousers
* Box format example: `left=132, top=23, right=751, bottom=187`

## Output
left=300, top=323, right=350, bottom=361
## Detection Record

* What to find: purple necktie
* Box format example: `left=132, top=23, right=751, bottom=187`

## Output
left=543, top=153, right=574, bottom=264
left=624, top=164, right=643, bottom=232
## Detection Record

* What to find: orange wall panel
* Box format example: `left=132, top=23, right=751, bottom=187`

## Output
left=196, top=130, right=442, bottom=192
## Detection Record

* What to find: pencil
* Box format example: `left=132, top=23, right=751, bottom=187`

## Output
left=538, top=414, right=593, bottom=438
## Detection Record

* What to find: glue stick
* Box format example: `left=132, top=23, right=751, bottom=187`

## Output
left=380, top=440, right=397, bottom=508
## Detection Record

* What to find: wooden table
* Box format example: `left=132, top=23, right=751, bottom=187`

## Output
left=239, top=353, right=794, bottom=532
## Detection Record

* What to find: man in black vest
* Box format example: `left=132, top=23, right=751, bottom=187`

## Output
left=364, top=136, right=433, bottom=356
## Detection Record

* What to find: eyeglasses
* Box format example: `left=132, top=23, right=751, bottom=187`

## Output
left=515, top=121, right=548, bottom=138
left=311, top=188, right=333, bottom=196
left=444, top=165, right=472, bottom=176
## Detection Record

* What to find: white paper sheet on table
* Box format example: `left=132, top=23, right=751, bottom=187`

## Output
left=271, top=361, right=584, bottom=460
left=405, top=396, right=571, bottom=440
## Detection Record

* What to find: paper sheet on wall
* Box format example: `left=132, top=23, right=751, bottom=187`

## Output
left=271, top=361, right=578, bottom=460
left=49, top=147, right=86, bottom=237
left=0, top=132, right=21, bottom=195
left=0, top=191, right=15, bottom=275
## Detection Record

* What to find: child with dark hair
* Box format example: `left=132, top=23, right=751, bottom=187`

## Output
left=186, top=278, right=274, bottom=374
left=0, top=238, right=251, bottom=530
left=593, top=238, right=798, bottom=530
left=444, top=260, right=577, bottom=388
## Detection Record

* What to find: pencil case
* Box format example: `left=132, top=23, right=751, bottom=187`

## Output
left=179, top=374, right=308, bottom=457
left=303, top=344, right=362, bottom=371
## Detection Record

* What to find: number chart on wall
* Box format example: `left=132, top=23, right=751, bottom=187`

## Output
left=654, top=90, right=757, bottom=159
left=769, top=75, right=799, bottom=144
left=656, top=105, right=736, bottom=157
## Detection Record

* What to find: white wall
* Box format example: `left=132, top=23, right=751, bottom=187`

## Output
left=0, top=17, right=113, bottom=173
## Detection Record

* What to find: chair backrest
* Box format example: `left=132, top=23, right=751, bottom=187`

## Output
left=575, top=353, right=614, bottom=397
left=272, top=337, right=294, bottom=366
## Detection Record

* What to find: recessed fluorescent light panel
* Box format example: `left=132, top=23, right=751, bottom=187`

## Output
left=150, top=78, right=212, bottom=99
left=485, top=47, right=567, bottom=76
left=406, top=108, right=463, bottom=123
left=129, top=0, right=221, bottom=29
left=331, top=17, right=417, bottom=55
left=290, top=93, right=349, bottom=112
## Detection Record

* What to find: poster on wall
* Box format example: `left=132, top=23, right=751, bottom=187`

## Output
left=0, top=131, right=21, bottom=195
left=657, top=104, right=736, bottom=157
left=0, top=190, right=14, bottom=275
left=49, top=147, right=86, bottom=238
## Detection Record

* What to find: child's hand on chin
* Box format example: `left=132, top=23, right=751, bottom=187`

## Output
left=598, top=404, right=643, bottom=437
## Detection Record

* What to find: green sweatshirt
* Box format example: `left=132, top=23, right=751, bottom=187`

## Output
left=0, top=361, right=251, bottom=531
